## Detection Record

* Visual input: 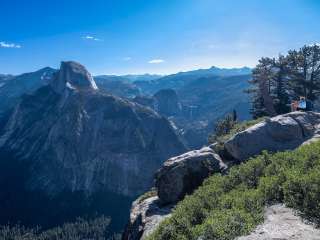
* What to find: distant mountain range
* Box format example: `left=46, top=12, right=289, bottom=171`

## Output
left=134, top=66, right=252, bottom=95
left=132, top=66, right=252, bottom=147
left=96, top=73, right=163, bottom=82
left=133, top=73, right=252, bottom=148
left=93, top=75, right=142, bottom=98
left=0, top=66, right=251, bottom=110
left=0, top=66, right=252, bottom=147
left=0, top=67, right=56, bottom=117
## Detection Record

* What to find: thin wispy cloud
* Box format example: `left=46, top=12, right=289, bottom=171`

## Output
left=123, top=57, right=132, bottom=61
left=148, top=59, right=165, bottom=64
left=83, top=35, right=103, bottom=41
left=0, top=41, right=21, bottom=48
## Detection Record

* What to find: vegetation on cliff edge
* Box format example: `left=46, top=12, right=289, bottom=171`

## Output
left=148, top=141, right=320, bottom=240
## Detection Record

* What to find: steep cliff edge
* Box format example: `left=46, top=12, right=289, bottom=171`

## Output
left=124, top=111, right=320, bottom=240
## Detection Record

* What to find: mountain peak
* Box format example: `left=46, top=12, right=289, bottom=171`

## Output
left=50, top=61, right=98, bottom=93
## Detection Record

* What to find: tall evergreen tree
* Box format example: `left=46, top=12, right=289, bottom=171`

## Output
left=273, top=55, right=290, bottom=114
left=247, top=44, right=320, bottom=118
left=287, top=44, right=320, bottom=100
left=248, top=57, right=277, bottom=118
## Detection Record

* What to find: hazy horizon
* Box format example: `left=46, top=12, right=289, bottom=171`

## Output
left=1, top=64, right=253, bottom=77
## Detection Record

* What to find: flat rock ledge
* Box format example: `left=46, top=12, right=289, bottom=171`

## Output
left=237, top=204, right=320, bottom=240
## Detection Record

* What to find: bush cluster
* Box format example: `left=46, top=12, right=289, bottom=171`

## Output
left=148, top=141, right=320, bottom=240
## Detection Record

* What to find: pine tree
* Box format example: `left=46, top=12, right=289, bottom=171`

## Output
left=287, top=44, right=320, bottom=101
left=247, top=44, right=320, bottom=119
left=232, top=109, right=237, bottom=122
left=273, top=55, right=290, bottom=114
left=247, top=57, right=277, bottom=118
left=211, top=113, right=237, bottom=141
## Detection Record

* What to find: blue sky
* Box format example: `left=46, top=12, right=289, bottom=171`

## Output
left=1, top=0, right=320, bottom=75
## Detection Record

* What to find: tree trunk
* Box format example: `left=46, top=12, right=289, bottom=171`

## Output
left=260, top=76, right=277, bottom=116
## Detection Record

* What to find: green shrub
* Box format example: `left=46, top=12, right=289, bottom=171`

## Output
left=193, top=208, right=258, bottom=240
left=259, top=175, right=283, bottom=202
left=283, top=168, right=320, bottom=223
left=148, top=141, right=320, bottom=240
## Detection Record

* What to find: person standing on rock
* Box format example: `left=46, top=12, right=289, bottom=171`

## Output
left=291, top=100, right=298, bottom=112
left=297, top=97, right=313, bottom=112
left=297, top=97, right=307, bottom=111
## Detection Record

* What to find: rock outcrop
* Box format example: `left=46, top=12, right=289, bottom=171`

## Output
left=155, top=147, right=227, bottom=205
left=50, top=61, right=98, bottom=93
left=123, top=146, right=227, bottom=239
left=225, top=111, right=320, bottom=162
left=123, top=196, right=173, bottom=240
left=237, top=204, right=320, bottom=240
left=0, top=61, right=186, bottom=197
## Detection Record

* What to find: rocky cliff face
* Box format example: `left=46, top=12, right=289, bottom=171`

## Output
left=0, top=61, right=186, bottom=197
left=124, top=111, right=320, bottom=239
left=50, top=61, right=98, bottom=93
left=153, top=89, right=181, bottom=117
